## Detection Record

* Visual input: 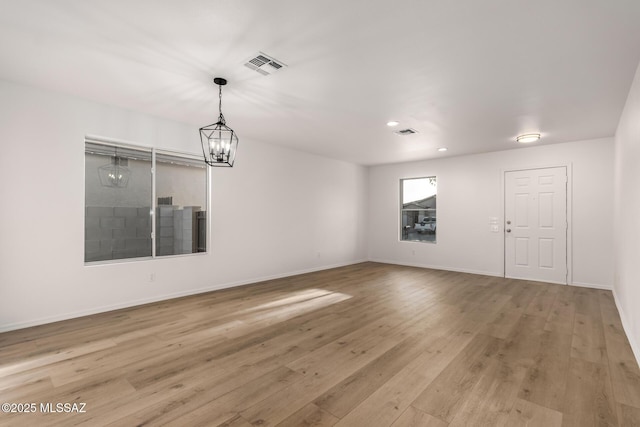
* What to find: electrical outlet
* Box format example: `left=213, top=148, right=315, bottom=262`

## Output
left=150, top=273, right=156, bottom=282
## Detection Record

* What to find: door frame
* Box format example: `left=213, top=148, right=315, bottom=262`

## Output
left=500, top=163, right=573, bottom=285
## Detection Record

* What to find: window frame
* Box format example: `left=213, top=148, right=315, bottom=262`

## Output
left=399, top=176, right=437, bottom=244
left=84, top=136, right=209, bottom=265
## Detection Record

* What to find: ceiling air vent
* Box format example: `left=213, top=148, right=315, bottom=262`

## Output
left=394, top=128, right=418, bottom=136
left=244, top=52, right=287, bottom=76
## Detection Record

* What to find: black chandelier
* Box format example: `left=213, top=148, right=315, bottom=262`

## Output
left=199, top=77, right=239, bottom=167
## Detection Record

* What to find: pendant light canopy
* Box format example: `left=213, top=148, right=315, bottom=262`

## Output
left=199, top=77, right=239, bottom=167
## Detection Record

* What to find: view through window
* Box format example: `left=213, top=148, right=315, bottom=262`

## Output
left=401, top=176, right=437, bottom=243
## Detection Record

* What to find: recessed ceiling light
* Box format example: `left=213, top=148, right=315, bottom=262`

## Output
left=516, top=133, right=541, bottom=143
left=437, top=147, right=448, bottom=152
left=386, top=121, right=399, bottom=127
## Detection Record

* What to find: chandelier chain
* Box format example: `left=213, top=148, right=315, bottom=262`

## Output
left=218, top=84, right=225, bottom=124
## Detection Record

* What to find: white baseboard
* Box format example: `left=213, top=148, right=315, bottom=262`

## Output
left=0, top=259, right=368, bottom=333
left=612, top=288, right=640, bottom=369
left=570, top=281, right=613, bottom=290
left=368, top=258, right=503, bottom=278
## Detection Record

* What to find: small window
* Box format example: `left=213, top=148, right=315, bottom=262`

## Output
left=85, top=140, right=207, bottom=263
left=401, top=177, right=437, bottom=243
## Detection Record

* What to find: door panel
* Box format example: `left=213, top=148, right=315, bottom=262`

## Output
left=505, top=167, right=567, bottom=284
left=515, top=238, right=529, bottom=266
left=514, top=194, right=529, bottom=227
left=538, top=238, right=554, bottom=268
left=538, top=174, right=554, bottom=185
left=539, top=193, right=554, bottom=227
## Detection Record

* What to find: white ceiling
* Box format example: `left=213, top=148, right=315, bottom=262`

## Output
left=1, top=0, right=639, bottom=165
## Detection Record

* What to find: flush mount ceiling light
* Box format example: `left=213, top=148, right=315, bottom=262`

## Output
left=199, top=77, right=239, bottom=167
left=387, top=121, right=399, bottom=127
left=437, top=147, right=448, bottom=152
left=516, top=133, right=541, bottom=144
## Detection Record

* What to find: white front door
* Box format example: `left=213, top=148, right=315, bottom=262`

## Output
left=504, top=167, right=567, bottom=284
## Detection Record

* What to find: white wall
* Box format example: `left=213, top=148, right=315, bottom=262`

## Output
left=0, top=77, right=621, bottom=334
left=614, top=62, right=640, bottom=362
left=368, top=138, right=614, bottom=289
left=0, top=80, right=368, bottom=331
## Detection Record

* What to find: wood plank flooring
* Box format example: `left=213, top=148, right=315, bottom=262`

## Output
left=1, top=262, right=640, bottom=426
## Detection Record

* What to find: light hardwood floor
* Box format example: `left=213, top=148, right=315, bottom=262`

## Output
left=1, top=262, right=640, bottom=426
